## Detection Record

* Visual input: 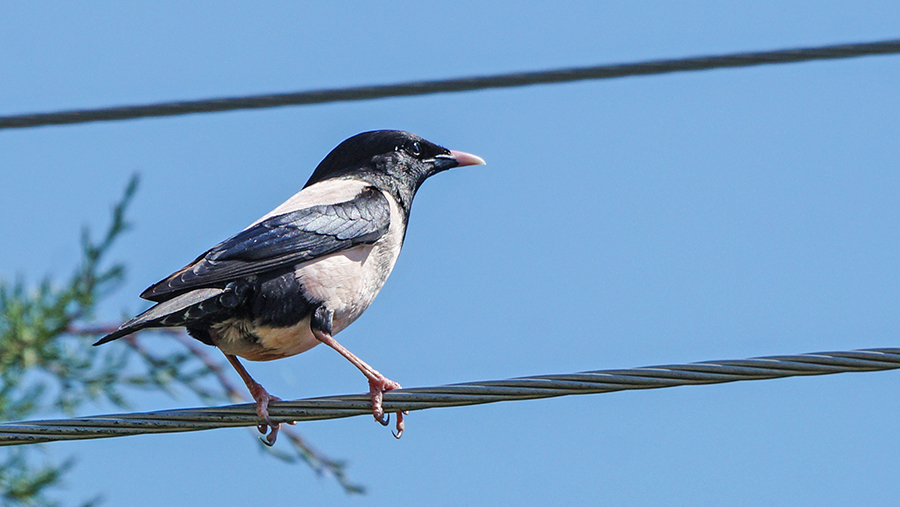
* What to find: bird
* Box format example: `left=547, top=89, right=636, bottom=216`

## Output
left=94, top=130, right=485, bottom=444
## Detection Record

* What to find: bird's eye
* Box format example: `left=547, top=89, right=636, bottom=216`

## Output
left=406, top=141, right=422, bottom=157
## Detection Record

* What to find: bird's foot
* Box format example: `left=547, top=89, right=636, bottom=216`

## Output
left=368, top=375, right=406, bottom=438
left=248, top=383, right=282, bottom=446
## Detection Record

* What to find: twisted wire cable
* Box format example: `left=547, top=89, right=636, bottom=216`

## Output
left=2, top=39, right=899, bottom=130
left=2, top=347, right=898, bottom=446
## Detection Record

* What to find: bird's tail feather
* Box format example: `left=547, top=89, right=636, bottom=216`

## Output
left=93, top=287, right=225, bottom=346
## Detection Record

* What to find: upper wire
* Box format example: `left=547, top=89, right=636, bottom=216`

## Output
left=1, top=39, right=899, bottom=130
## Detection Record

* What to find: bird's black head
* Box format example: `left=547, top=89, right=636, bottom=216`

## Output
left=304, top=130, right=484, bottom=213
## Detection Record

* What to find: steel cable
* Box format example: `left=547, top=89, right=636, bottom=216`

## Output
left=2, top=347, right=898, bottom=446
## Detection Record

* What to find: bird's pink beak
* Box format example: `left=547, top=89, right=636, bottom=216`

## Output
left=449, top=150, right=486, bottom=167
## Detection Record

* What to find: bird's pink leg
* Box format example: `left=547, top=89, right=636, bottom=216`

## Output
left=225, top=353, right=281, bottom=446
left=312, top=328, right=405, bottom=438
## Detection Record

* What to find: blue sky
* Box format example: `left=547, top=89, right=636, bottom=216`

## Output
left=2, top=1, right=900, bottom=505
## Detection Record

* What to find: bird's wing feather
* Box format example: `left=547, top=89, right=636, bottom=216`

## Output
left=140, top=186, right=391, bottom=301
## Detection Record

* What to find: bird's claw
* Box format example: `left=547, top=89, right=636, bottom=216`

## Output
left=257, top=417, right=280, bottom=446
left=247, top=383, right=282, bottom=445
left=392, top=411, right=405, bottom=439
left=368, top=375, right=405, bottom=437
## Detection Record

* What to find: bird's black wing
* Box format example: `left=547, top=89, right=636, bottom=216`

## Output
left=140, top=186, right=391, bottom=302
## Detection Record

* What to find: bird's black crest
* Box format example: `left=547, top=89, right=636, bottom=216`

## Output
left=304, top=130, right=450, bottom=187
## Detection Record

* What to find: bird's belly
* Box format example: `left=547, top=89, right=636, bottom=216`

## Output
left=253, top=318, right=321, bottom=360
left=213, top=316, right=320, bottom=361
